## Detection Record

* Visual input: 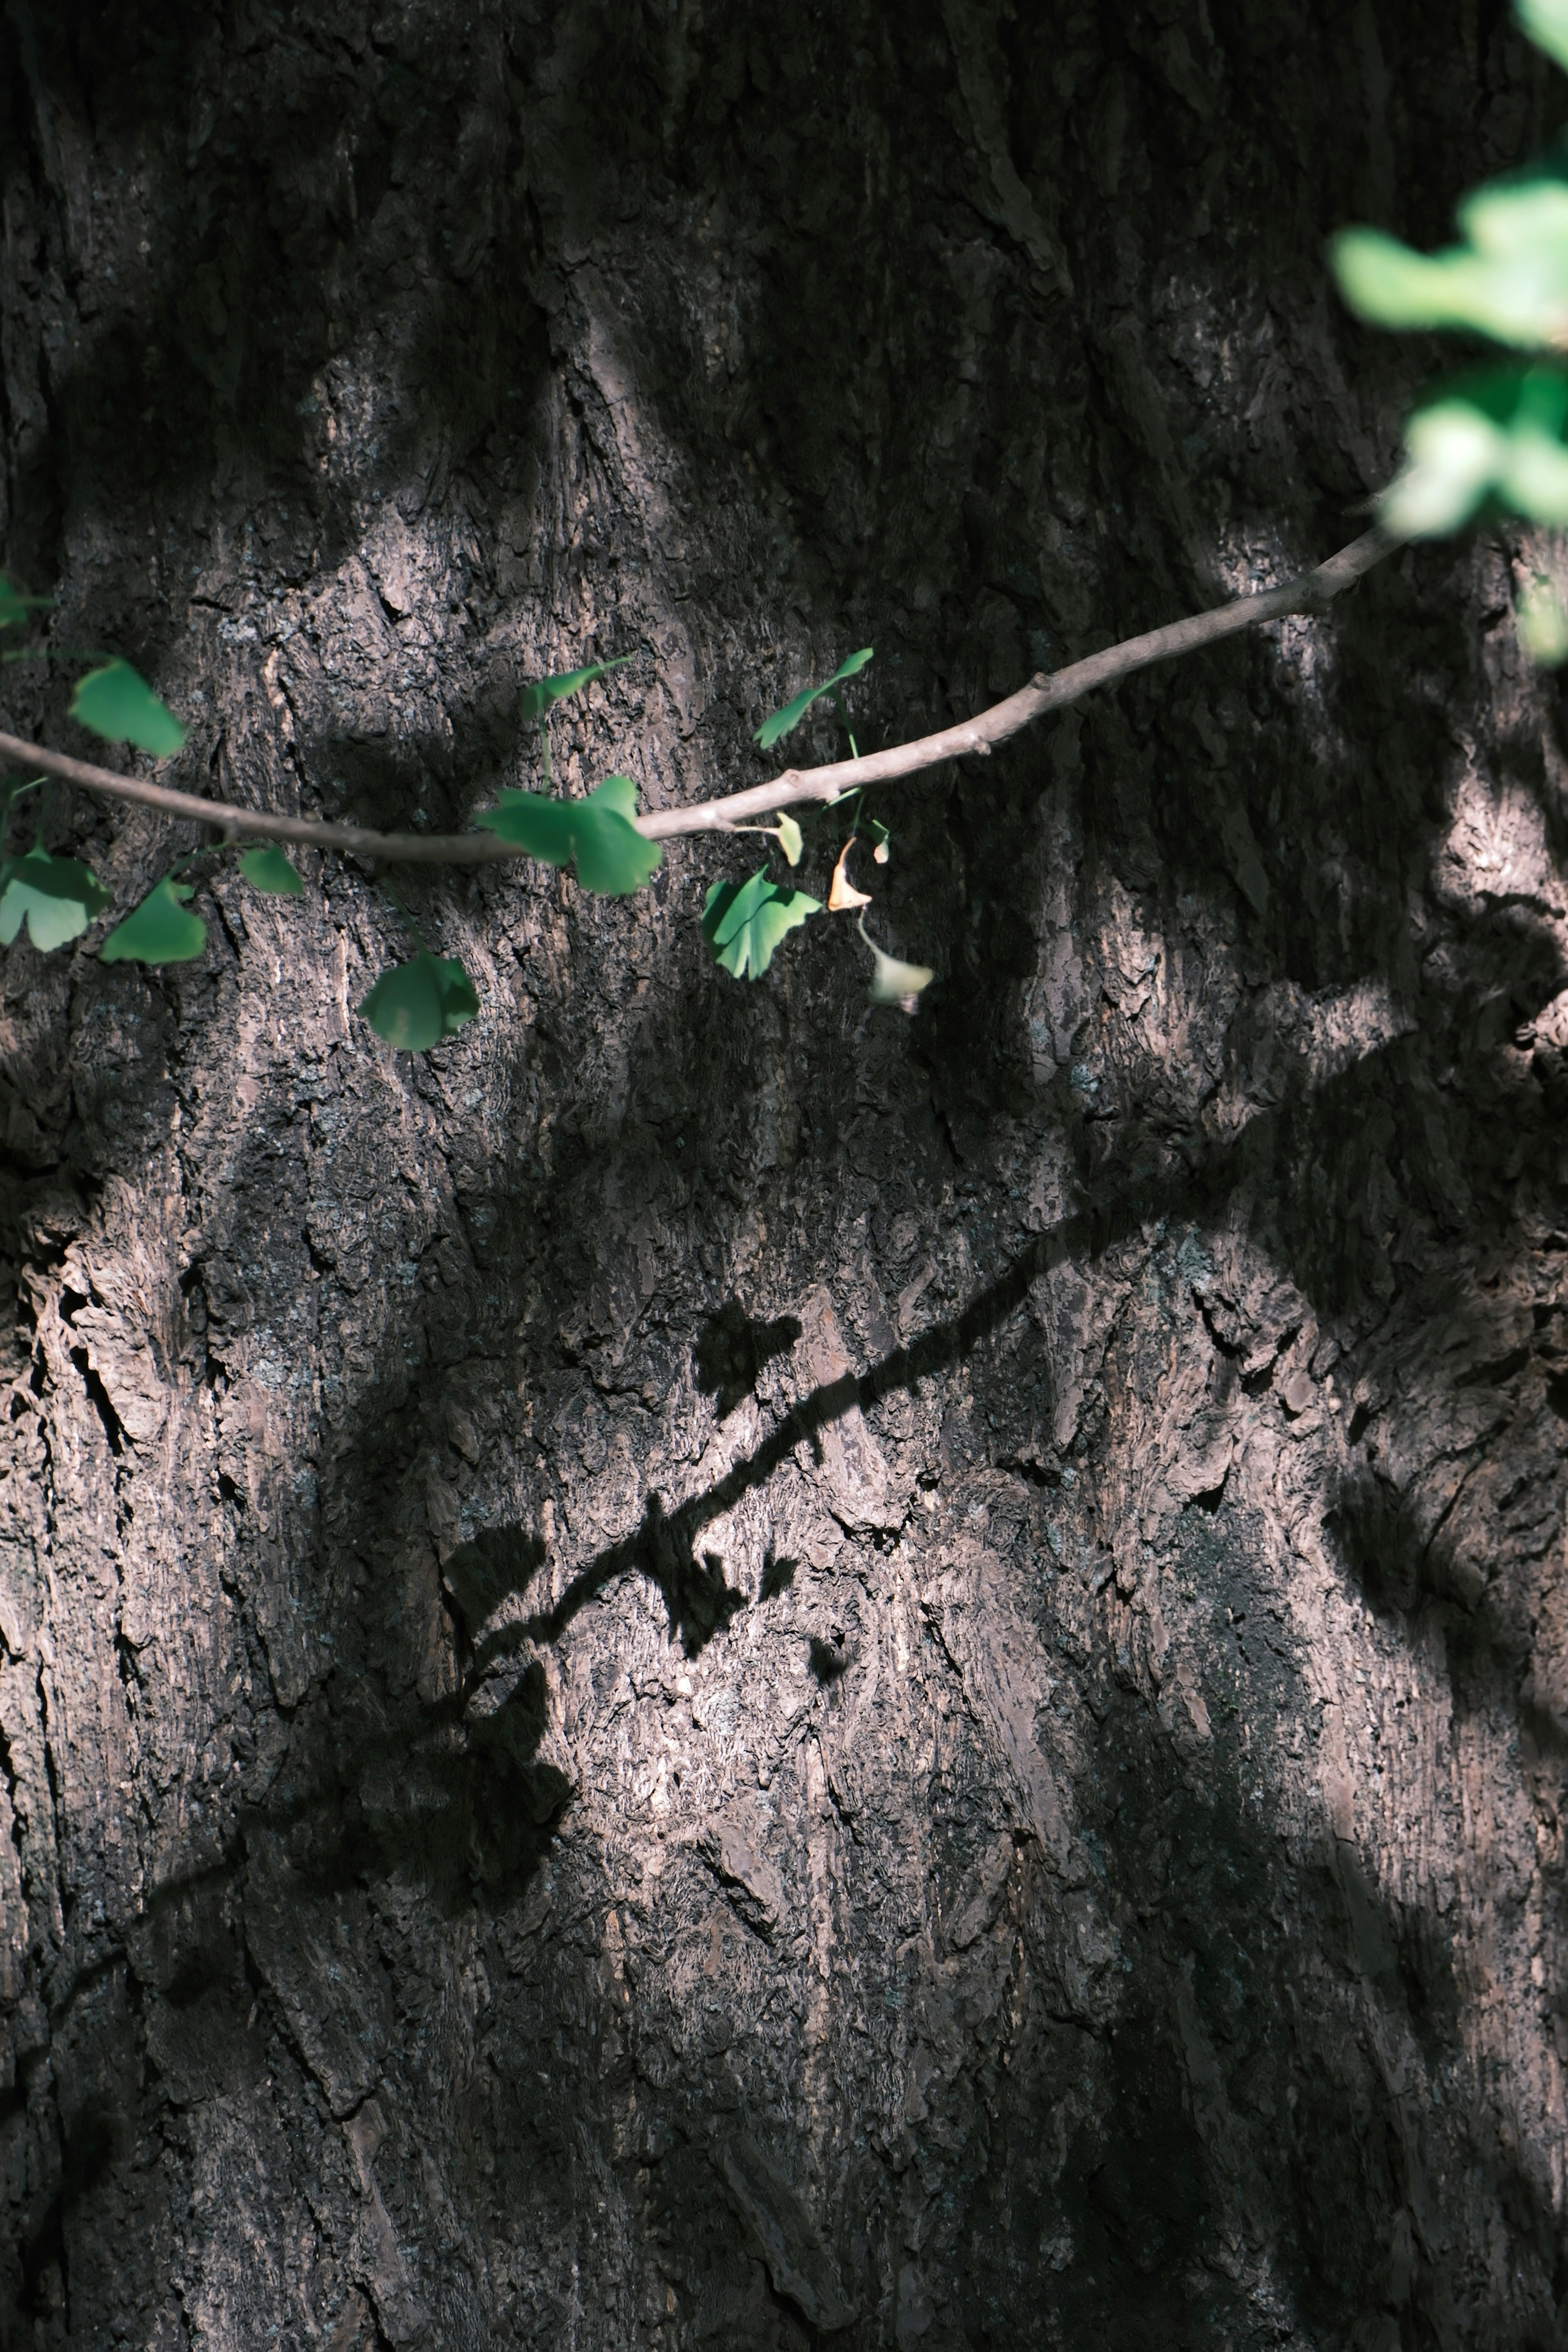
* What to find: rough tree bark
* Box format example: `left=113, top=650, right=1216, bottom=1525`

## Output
left=0, top=2, right=1565, bottom=2347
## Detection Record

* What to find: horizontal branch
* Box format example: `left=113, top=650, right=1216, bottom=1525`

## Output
left=637, top=525, right=1398, bottom=837
left=0, top=734, right=520, bottom=865
left=0, top=526, right=1398, bottom=866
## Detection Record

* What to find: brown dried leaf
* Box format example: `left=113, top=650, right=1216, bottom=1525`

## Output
left=827, top=841, right=871, bottom=912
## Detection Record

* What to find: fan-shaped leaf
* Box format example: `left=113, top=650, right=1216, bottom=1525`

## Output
left=775, top=814, right=804, bottom=866
left=702, top=867, right=822, bottom=980
left=239, top=844, right=305, bottom=895
left=100, top=877, right=207, bottom=964
left=473, top=772, right=661, bottom=895
left=69, top=659, right=187, bottom=757
left=867, top=947, right=933, bottom=1007
left=360, top=951, right=479, bottom=1051
left=519, top=656, right=632, bottom=727
left=827, top=841, right=871, bottom=911
left=754, top=649, right=874, bottom=751
left=0, top=849, right=109, bottom=951
left=864, top=930, right=934, bottom=1010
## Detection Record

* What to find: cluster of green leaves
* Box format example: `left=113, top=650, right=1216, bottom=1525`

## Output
left=475, top=773, right=661, bottom=893
left=0, top=610, right=931, bottom=1045
left=702, top=651, right=932, bottom=997
left=1332, top=0, right=1568, bottom=566
left=0, top=609, right=298, bottom=967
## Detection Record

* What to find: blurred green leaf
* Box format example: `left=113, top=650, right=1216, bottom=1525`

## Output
left=1519, top=0, right=1568, bottom=71
left=862, top=923, right=933, bottom=1009
left=238, top=844, right=305, bottom=895
left=0, top=849, right=109, bottom=951
left=0, top=575, right=49, bottom=630
left=1379, top=364, right=1568, bottom=533
left=866, top=816, right=890, bottom=864
left=702, top=866, right=822, bottom=979
left=755, top=649, right=874, bottom=751
left=1518, top=573, right=1568, bottom=664
left=519, top=656, right=632, bottom=727
left=69, top=659, right=187, bottom=757
left=1332, top=162, right=1568, bottom=349
left=100, top=877, right=206, bottom=964
left=866, top=947, right=934, bottom=1007
left=360, top=950, right=479, bottom=1050
left=473, top=772, right=662, bottom=894
left=775, top=813, right=804, bottom=866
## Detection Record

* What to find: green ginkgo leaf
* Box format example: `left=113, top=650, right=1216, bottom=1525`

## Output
left=238, top=844, right=305, bottom=895
left=865, top=940, right=934, bottom=1008
left=755, top=649, right=874, bottom=751
left=1332, top=151, right=1568, bottom=351
left=100, top=877, right=207, bottom=964
left=1519, top=0, right=1568, bottom=72
left=1518, top=573, right=1568, bottom=664
left=519, top=656, right=633, bottom=727
left=473, top=772, right=662, bottom=895
left=69, top=659, right=188, bottom=757
left=360, top=950, right=479, bottom=1050
left=1376, top=363, right=1568, bottom=534
left=775, top=814, right=804, bottom=866
left=701, top=866, right=822, bottom=980
left=0, top=849, right=109, bottom=951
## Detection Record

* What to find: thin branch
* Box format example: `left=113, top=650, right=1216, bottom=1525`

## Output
left=0, top=527, right=1398, bottom=866
left=0, top=735, right=520, bottom=865
left=638, top=525, right=1398, bottom=838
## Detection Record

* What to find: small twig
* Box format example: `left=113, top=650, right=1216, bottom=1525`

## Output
left=639, top=526, right=1399, bottom=839
left=0, top=527, right=1398, bottom=865
left=0, top=735, right=521, bottom=864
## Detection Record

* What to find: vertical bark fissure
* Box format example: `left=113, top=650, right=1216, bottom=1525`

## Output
left=0, top=3, right=1565, bottom=2349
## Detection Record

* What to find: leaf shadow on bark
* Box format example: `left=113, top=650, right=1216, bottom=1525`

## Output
left=11, top=1, right=1568, bottom=2344
left=0, top=5, right=558, bottom=760
left=19, top=650, right=1568, bottom=2349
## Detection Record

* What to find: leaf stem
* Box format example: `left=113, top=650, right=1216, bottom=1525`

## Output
left=832, top=686, right=860, bottom=760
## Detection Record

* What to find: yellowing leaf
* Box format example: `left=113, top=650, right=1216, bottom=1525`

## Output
left=860, top=918, right=933, bottom=1010
left=827, top=841, right=871, bottom=911
left=775, top=813, right=804, bottom=866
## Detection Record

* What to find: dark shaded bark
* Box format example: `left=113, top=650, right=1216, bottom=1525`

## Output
left=1, top=2, right=1566, bottom=2347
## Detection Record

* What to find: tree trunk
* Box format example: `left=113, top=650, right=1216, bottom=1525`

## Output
left=1, top=2, right=1565, bottom=2345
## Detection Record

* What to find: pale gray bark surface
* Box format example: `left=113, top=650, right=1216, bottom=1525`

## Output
left=0, top=3, right=1566, bottom=2348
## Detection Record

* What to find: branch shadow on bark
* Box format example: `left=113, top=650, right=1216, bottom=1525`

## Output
left=17, top=589, right=1568, bottom=2345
